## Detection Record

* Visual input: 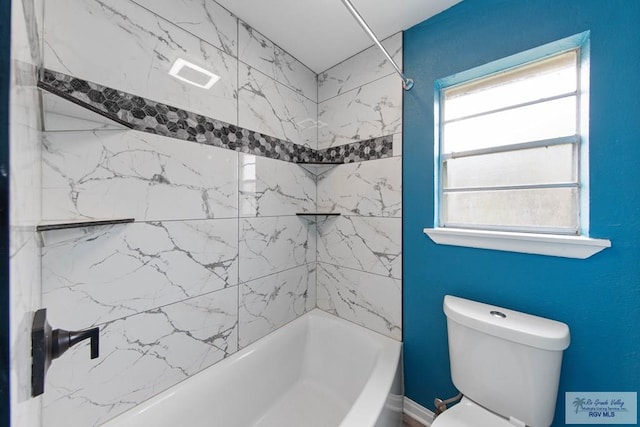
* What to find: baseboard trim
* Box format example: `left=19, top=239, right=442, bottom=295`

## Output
left=404, top=397, right=435, bottom=426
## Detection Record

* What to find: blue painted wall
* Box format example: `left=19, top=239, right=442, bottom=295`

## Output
left=403, top=1, right=640, bottom=425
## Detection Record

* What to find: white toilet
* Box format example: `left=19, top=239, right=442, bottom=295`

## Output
left=432, top=295, right=570, bottom=427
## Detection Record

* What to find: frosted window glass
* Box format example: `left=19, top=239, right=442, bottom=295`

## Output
left=442, top=188, right=579, bottom=231
left=437, top=47, right=584, bottom=235
left=444, top=144, right=577, bottom=189
left=444, top=51, right=577, bottom=121
left=443, top=96, right=576, bottom=153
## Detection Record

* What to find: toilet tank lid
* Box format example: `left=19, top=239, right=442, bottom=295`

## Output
left=444, top=295, right=570, bottom=351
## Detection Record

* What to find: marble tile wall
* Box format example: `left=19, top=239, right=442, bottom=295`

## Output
left=318, top=33, right=403, bottom=150
left=317, top=263, right=402, bottom=340
left=44, top=0, right=239, bottom=125
left=238, top=22, right=317, bottom=102
left=239, top=263, right=317, bottom=347
left=44, top=0, right=319, bottom=147
left=316, top=36, right=403, bottom=339
left=9, top=0, right=43, bottom=426
left=41, top=140, right=316, bottom=427
left=42, top=219, right=240, bottom=329
left=38, top=1, right=404, bottom=426
left=39, top=68, right=391, bottom=164
left=238, top=62, right=317, bottom=149
left=239, top=154, right=316, bottom=217
left=41, top=1, right=318, bottom=426
left=42, top=130, right=240, bottom=221
left=44, top=287, right=239, bottom=427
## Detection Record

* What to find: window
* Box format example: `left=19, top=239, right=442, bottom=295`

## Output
left=441, top=50, right=580, bottom=234
left=424, top=32, right=611, bottom=258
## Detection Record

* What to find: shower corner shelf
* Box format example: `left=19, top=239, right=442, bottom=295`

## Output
left=38, top=80, right=132, bottom=132
left=295, top=161, right=344, bottom=176
left=296, top=213, right=341, bottom=218
left=295, top=161, right=344, bottom=165
left=36, top=218, right=135, bottom=232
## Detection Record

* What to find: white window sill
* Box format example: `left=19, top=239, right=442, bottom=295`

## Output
left=423, top=228, right=611, bottom=259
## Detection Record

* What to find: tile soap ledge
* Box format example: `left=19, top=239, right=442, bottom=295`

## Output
left=295, top=161, right=344, bottom=165
left=295, top=161, right=343, bottom=176
left=36, top=218, right=135, bottom=232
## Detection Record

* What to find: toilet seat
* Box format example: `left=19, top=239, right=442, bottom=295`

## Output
left=431, top=397, right=516, bottom=427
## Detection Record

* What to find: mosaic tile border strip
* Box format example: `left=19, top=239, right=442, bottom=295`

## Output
left=316, top=136, right=393, bottom=163
left=40, top=69, right=394, bottom=164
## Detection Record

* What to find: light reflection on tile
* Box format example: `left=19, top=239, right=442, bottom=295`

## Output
left=10, top=0, right=43, bottom=425
left=239, top=153, right=315, bottom=217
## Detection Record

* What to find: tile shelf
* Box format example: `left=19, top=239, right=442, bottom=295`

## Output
left=37, top=80, right=133, bottom=131
left=36, top=218, right=135, bottom=232
left=294, top=161, right=344, bottom=165
left=295, top=161, right=343, bottom=176
left=295, top=213, right=341, bottom=217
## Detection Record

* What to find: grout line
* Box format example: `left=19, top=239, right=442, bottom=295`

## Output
left=235, top=17, right=318, bottom=82
left=316, top=70, right=319, bottom=151
left=317, top=31, right=403, bottom=76
left=129, top=0, right=237, bottom=59
left=236, top=15, right=240, bottom=128
left=318, top=71, right=397, bottom=104
left=237, top=59, right=317, bottom=104
left=38, top=214, right=401, bottom=225
left=314, top=299, right=399, bottom=341
left=316, top=261, right=401, bottom=281
left=87, top=284, right=241, bottom=330
left=236, top=127, right=241, bottom=352
left=38, top=212, right=401, bottom=225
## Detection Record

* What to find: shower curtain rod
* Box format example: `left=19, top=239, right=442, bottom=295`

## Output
left=339, top=0, right=414, bottom=90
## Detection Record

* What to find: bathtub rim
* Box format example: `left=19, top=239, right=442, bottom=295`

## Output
left=100, top=308, right=403, bottom=427
left=334, top=312, right=403, bottom=427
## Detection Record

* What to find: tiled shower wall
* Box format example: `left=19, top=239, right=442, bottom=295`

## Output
left=10, top=0, right=44, bottom=426
left=41, top=1, right=317, bottom=426
left=39, top=0, right=403, bottom=426
left=316, top=34, right=403, bottom=340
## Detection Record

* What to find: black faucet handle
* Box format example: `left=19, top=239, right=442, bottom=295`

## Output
left=70, top=327, right=100, bottom=359
left=52, top=326, right=100, bottom=360
left=32, top=308, right=101, bottom=397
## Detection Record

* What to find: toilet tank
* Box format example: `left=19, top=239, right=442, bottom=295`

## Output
left=444, top=296, right=570, bottom=427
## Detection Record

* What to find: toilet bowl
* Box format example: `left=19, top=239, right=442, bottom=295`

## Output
left=432, top=397, right=516, bottom=427
left=433, top=296, right=570, bottom=427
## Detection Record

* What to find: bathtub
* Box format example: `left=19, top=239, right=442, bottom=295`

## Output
left=101, top=309, right=404, bottom=427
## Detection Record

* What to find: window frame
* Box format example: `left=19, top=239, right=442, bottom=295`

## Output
left=439, top=49, right=581, bottom=235
left=423, top=31, right=611, bottom=258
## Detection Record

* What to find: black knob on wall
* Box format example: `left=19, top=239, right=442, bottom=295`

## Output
left=31, top=308, right=100, bottom=397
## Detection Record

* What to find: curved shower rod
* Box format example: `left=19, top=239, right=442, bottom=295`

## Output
left=339, top=0, right=414, bottom=90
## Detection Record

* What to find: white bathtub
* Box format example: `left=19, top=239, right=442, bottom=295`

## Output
left=101, top=309, right=403, bottom=427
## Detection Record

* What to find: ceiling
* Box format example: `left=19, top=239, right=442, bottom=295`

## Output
left=216, top=0, right=462, bottom=73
